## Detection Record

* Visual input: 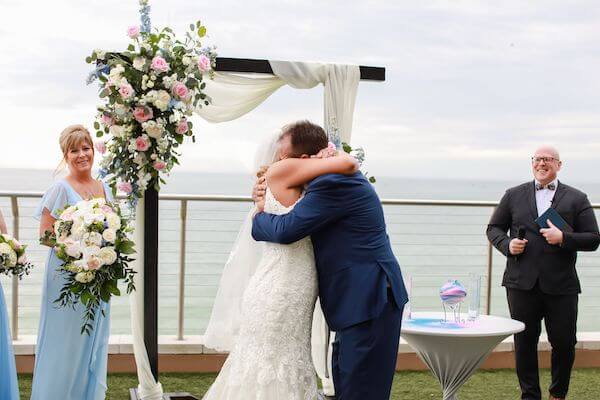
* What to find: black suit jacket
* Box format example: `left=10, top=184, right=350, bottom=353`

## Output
left=487, top=180, right=600, bottom=294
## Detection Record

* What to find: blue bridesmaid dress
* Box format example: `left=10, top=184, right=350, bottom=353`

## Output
left=0, top=281, right=19, bottom=400
left=31, top=179, right=112, bottom=400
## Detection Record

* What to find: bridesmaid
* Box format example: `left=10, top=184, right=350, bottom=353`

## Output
left=31, top=125, right=112, bottom=400
left=0, top=209, right=19, bottom=400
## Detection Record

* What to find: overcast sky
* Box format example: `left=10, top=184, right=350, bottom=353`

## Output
left=1, top=0, right=599, bottom=182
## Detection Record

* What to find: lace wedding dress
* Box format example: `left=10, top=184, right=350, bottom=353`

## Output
left=203, top=187, right=319, bottom=400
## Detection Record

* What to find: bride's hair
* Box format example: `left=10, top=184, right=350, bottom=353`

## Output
left=280, top=120, right=328, bottom=157
left=54, top=124, right=94, bottom=175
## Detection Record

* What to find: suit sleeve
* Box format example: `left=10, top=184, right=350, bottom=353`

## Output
left=252, top=179, right=346, bottom=244
left=486, top=190, right=512, bottom=257
left=561, top=194, right=600, bottom=251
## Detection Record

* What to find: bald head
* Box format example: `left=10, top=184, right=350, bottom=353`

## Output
left=534, top=145, right=560, bottom=161
left=532, top=145, right=562, bottom=185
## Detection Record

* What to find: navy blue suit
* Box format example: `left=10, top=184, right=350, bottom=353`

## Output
left=252, top=172, right=408, bottom=400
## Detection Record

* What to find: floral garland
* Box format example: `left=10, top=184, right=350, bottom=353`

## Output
left=87, top=0, right=217, bottom=205
left=327, top=117, right=375, bottom=183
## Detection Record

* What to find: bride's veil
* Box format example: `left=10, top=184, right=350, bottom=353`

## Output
left=201, top=131, right=281, bottom=352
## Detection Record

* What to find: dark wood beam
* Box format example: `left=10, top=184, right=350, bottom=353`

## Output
left=215, top=57, right=385, bottom=81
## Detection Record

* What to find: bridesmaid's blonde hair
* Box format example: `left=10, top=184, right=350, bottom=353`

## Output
left=55, top=124, right=94, bottom=175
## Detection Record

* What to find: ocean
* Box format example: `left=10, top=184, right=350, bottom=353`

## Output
left=1, top=168, right=599, bottom=336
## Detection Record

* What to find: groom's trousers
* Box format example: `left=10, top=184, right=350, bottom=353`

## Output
left=332, top=288, right=403, bottom=400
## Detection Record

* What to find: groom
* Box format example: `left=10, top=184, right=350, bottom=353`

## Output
left=251, top=121, right=408, bottom=400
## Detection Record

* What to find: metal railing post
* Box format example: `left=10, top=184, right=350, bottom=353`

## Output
left=10, top=196, right=19, bottom=340
left=177, top=199, right=188, bottom=340
left=485, top=206, right=496, bottom=315
left=486, top=241, right=493, bottom=315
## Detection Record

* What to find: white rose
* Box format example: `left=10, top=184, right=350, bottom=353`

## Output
left=98, top=247, right=117, bottom=265
left=75, top=271, right=96, bottom=283
left=102, top=229, right=117, bottom=243
left=110, top=125, right=124, bottom=138
left=143, top=120, right=163, bottom=139
left=147, top=80, right=154, bottom=88
left=95, top=49, right=106, bottom=60
left=106, top=214, right=121, bottom=230
left=65, top=241, right=82, bottom=258
left=71, top=220, right=85, bottom=240
left=82, top=245, right=101, bottom=258
left=153, top=90, right=171, bottom=111
left=133, top=56, right=146, bottom=71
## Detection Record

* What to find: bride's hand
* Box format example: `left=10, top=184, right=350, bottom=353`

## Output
left=252, top=175, right=266, bottom=204
left=256, top=196, right=266, bottom=213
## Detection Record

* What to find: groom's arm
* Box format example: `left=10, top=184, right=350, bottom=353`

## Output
left=252, top=178, right=345, bottom=244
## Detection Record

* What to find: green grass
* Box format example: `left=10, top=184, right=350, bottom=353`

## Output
left=17, top=369, right=600, bottom=399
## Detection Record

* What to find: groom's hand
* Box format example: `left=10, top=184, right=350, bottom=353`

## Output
left=252, top=176, right=266, bottom=204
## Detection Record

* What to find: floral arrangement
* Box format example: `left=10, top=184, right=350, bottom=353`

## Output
left=46, top=198, right=136, bottom=334
left=0, top=234, right=33, bottom=279
left=87, top=0, right=217, bottom=204
left=327, top=117, right=376, bottom=183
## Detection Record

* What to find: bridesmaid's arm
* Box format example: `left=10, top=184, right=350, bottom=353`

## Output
left=39, top=209, right=56, bottom=247
left=0, top=210, right=7, bottom=234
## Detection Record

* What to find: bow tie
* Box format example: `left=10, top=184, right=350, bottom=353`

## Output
left=536, top=182, right=556, bottom=191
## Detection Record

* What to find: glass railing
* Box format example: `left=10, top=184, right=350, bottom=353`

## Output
left=1, top=191, right=599, bottom=340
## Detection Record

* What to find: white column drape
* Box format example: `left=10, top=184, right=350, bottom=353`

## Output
left=130, top=61, right=360, bottom=399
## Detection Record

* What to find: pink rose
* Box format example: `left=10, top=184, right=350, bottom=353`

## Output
left=94, top=141, right=107, bottom=154
left=153, top=160, right=166, bottom=171
left=135, top=135, right=150, bottom=152
left=101, top=114, right=113, bottom=127
left=118, top=83, right=134, bottom=99
left=127, top=26, right=140, bottom=39
left=17, top=255, right=27, bottom=264
left=87, top=256, right=101, bottom=270
left=133, top=106, right=153, bottom=123
left=175, top=119, right=189, bottom=135
left=197, top=54, right=211, bottom=72
left=117, top=182, right=133, bottom=194
left=151, top=56, right=170, bottom=73
left=171, top=82, right=189, bottom=99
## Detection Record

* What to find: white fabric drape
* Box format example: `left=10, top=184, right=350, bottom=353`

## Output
left=131, top=61, right=360, bottom=398
left=130, top=198, right=164, bottom=400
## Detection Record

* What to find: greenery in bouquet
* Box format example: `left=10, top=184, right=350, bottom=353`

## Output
left=0, top=234, right=33, bottom=279
left=86, top=0, right=217, bottom=206
left=45, top=198, right=136, bottom=335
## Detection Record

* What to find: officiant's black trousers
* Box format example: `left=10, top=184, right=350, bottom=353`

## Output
left=506, top=284, right=578, bottom=400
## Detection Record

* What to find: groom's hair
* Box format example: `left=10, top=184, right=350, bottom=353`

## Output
left=281, top=120, right=328, bottom=157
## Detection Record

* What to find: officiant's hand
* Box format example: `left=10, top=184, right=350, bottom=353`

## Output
left=252, top=176, right=266, bottom=204
left=540, top=219, right=563, bottom=245
left=509, top=238, right=528, bottom=255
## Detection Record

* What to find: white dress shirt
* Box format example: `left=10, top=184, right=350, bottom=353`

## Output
left=535, top=179, right=558, bottom=217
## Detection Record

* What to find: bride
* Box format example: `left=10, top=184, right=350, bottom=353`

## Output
left=202, top=121, right=358, bottom=400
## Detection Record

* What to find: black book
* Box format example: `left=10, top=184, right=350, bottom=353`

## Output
left=535, top=208, right=573, bottom=232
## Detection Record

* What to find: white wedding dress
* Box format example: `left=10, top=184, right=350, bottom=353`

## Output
left=202, top=186, right=319, bottom=400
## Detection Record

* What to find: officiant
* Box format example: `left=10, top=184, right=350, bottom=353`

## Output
left=486, top=145, right=600, bottom=400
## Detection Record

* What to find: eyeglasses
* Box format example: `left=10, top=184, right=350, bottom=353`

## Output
left=531, top=156, right=559, bottom=164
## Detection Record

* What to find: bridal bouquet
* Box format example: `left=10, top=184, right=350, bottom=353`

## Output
left=0, top=234, right=33, bottom=279
left=86, top=0, right=217, bottom=204
left=48, top=198, right=136, bottom=334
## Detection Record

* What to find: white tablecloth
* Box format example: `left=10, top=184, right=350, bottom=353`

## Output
left=401, top=312, right=524, bottom=400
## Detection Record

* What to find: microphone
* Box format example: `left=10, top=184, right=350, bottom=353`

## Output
left=515, top=226, right=526, bottom=259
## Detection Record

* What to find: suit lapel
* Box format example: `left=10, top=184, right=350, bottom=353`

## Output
left=527, top=180, right=538, bottom=219
left=551, top=180, right=567, bottom=209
